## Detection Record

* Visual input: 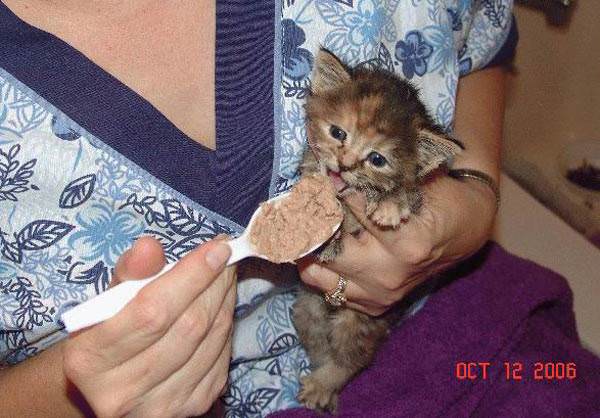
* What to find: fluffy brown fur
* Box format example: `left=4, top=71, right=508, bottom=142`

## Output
left=292, top=49, right=463, bottom=413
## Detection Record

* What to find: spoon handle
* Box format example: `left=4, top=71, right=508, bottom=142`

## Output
left=61, top=263, right=175, bottom=333
left=226, top=235, right=254, bottom=266
left=61, top=238, right=252, bottom=333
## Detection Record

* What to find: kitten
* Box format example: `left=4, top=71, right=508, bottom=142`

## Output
left=292, top=49, right=463, bottom=413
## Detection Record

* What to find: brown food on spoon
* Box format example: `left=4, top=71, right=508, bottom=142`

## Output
left=249, top=174, right=343, bottom=263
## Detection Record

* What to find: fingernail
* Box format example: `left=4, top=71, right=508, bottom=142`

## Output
left=205, top=243, right=231, bottom=271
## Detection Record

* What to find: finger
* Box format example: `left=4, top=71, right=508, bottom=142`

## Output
left=139, top=284, right=236, bottom=417
left=131, top=333, right=233, bottom=418
left=82, top=239, right=232, bottom=365
left=299, top=262, right=387, bottom=315
left=345, top=184, right=453, bottom=257
left=184, top=331, right=233, bottom=416
left=177, top=280, right=235, bottom=388
left=324, top=235, right=427, bottom=298
left=345, top=301, right=389, bottom=316
left=326, top=220, right=435, bottom=280
left=112, top=236, right=166, bottom=286
left=315, top=231, right=407, bottom=287
left=301, top=229, right=419, bottom=300
left=299, top=262, right=385, bottom=311
left=102, top=266, right=236, bottom=399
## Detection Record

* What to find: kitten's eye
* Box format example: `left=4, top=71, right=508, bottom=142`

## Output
left=367, top=152, right=387, bottom=167
left=329, top=125, right=347, bottom=142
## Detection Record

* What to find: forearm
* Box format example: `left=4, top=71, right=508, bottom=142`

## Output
left=425, top=67, right=508, bottom=261
left=0, top=342, right=89, bottom=417
left=452, top=66, right=507, bottom=183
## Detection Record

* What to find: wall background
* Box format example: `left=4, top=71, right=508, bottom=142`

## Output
left=503, top=0, right=600, bottom=240
left=495, top=0, right=600, bottom=352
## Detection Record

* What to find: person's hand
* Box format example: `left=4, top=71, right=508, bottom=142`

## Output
left=298, top=175, right=497, bottom=316
left=62, top=236, right=236, bottom=417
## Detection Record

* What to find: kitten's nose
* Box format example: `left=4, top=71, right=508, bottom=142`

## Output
left=339, top=151, right=358, bottom=170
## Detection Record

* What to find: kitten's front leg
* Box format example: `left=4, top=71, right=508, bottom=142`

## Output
left=369, top=188, right=417, bottom=228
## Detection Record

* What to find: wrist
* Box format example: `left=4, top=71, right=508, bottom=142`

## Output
left=0, top=342, right=89, bottom=417
left=421, top=174, right=496, bottom=261
left=448, top=168, right=500, bottom=211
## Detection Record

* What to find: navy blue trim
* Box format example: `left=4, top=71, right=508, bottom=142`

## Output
left=0, top=67, right=244, bottom=233
left=269, top=0, right=284, bottom=197
left=0, top=1, right=275, bottom=226
left=484, top=15, right=519, bottom=69
left=212, top=0, right=274, bottom=224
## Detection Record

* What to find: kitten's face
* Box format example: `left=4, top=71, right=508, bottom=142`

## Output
left=305, top=49, right=463, bottom=194
left=306, top=78, right=419, bottom=194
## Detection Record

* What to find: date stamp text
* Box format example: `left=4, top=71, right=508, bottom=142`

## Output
left=455, top=362, right=577, bottom=381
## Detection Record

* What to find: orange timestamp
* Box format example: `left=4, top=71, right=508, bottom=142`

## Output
left=455, top=362, right=577, bottom=381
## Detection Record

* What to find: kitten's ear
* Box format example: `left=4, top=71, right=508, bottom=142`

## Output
left=415, top=125, right=464, bottom=178
left=311, top=48, right=351, bottom=94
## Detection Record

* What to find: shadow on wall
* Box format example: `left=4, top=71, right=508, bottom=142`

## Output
left=515, top=0, right=576, bottom=26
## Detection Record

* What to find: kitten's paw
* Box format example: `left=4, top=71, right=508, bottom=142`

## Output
left=365, top=201, right=375, bottom=217
left=298, top=375, right=339, bottom=414
left=370, top=200, right=409, bottom=228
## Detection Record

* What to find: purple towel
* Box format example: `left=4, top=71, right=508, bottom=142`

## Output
left=270, top=243, right=600, bottom=417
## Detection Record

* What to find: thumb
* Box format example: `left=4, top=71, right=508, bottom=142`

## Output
left=111, top=236, right=166, bottom=286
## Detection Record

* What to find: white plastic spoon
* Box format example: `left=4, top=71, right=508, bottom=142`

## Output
left=61, top=193, right=342, bottom=333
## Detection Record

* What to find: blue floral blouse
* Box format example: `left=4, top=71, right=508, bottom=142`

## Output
left=0, top=0, right=514, bottom=416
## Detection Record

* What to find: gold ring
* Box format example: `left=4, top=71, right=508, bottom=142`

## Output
left=324, top=276, right=348, bottom=307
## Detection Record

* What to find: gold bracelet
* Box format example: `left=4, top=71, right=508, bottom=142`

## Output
left=448, top=168, right=501, bottom=209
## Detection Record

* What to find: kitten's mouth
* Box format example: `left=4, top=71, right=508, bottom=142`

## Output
left=327, top=169, right=349, bottom=193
